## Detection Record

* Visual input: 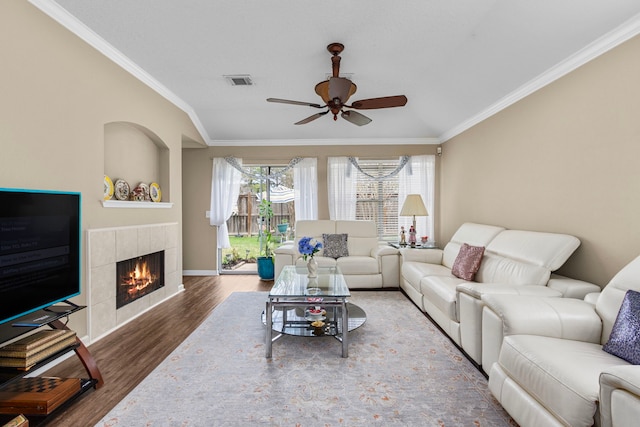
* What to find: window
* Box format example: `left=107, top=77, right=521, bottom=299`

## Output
left=328, top=155, right=435, bottom=241
left=354, top=159, right=400, bottom=239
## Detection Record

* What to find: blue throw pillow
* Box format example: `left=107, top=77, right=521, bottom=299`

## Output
left=603, top=289, right=640, bottom=365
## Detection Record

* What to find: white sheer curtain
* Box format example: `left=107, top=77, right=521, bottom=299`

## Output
left=210, top=157, right=242, bottom=248
left=398, top=155, right=435, bottom=241
left=293, top=157, right=318, bottom=220
left=327, top=157, right=357, bottom=220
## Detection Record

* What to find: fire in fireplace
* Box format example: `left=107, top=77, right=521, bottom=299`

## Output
left=116, top=251, right=165, bottom=309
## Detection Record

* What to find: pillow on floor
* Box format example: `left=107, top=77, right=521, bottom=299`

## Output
left=603, top=289, right=640, bottom=364
left=451, top=243, right=485, bottom=281
left=322, top=233, right=349, bottom=259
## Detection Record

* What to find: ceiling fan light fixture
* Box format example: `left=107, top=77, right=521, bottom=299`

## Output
left=314, top=80, right=331, bottom=103
left=314, top=78, right=357, bottom=104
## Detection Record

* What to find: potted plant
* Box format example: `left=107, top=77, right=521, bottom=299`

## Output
left=257, top=199, right=275, bottom=280
left=276, top=218, right=289, bottom=234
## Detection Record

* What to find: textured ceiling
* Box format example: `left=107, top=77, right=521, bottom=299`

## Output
left=35, top=0, right=640, bottom=145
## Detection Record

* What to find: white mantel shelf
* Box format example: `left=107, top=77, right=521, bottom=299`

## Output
left=102, top=200, right=173, bottom=209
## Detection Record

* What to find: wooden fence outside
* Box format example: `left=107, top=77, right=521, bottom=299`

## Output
left=226, top=194, right=294, bottom=236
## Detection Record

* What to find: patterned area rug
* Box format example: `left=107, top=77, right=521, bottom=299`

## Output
left=96, top=291, right=515, bottom=426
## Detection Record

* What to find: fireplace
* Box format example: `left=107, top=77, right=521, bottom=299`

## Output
left=116, top=251, right=165, bottom=309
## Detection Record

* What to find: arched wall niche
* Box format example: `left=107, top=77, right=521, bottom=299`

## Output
left=104, top=121, right=170, bottom=201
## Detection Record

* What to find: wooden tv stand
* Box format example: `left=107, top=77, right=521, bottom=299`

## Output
left=0, top=304, right=103, bottom=423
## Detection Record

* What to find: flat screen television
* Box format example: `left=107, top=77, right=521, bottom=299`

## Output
left=0, top=188, right=81, bottom=326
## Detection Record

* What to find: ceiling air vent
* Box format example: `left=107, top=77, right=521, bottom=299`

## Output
left=224, top=75, right=253, bottom=86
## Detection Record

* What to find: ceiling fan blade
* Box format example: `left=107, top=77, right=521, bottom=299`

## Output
left=328, top=77, right=356, bottom=103
left=267, top=98, right=324, bottom=108
left=350, top=95, right=408, bottom=110
left=341, top=110, right=372, bottom=126
left=295, top=111, right=328, bottom=125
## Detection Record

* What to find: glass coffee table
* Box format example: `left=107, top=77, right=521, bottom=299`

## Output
left=263, top=265, right=366, bottom=358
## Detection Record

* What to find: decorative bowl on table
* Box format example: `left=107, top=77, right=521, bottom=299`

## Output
left=305, top=307, right=326, bottom=321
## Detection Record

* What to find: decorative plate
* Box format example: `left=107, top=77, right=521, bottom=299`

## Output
left=103, top=175, right=114, bottom=201
left=149, top=182, right=162, bottom=202
left=131, top=182, right=150, bottom=202
left=114, top=179, right=130, bottom=201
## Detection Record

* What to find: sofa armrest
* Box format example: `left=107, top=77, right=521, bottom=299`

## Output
left=399, top=247, right=444, bottom=264
left=274, top=243, right=297, bottom=279
left=371, top=244, right=399, bottom=258
left=481, top=294, right=603, bottom=373
left=482, top=294, right=603, bottom=342
left=600, top=366, right=640, bottom=427
left=372, top=245, right=400, bottom=287
left=584, top=291, right=600, bottom=305
left=458, top=283, right=562, bottom=300
left=274, top=242, right=296, bottom=256
left=547, top=273, right=602, bottom=299
left=456, top=283, right=561, bottom=368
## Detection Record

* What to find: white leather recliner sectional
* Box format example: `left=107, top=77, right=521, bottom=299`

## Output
left=484, top=254, right=640, bottom=427
left=400, top=222, right=599, bottom=372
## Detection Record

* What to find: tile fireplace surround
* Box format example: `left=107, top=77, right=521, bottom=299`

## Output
left=87, top=223, right=180, bottom=341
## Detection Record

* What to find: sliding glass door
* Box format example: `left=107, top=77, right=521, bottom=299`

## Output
left=220, top=165, right=294, bottom=274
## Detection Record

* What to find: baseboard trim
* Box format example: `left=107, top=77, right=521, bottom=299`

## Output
left=183, top=270, right=218, bottom=276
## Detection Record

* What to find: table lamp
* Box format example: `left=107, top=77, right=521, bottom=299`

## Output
left=400, top=194, right=428, bottom=246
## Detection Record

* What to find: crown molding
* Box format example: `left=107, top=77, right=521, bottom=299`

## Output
left=28, top=0, right=211, bottom=142
left=208, top=137, right=439, bottom=147
left=439, top=12, right=640, bottom=143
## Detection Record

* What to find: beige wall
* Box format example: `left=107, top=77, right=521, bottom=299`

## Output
left=0, top=2, right=204, bottom=337
left=182, top=145, right=437, bottom=271
left=441, top=34, right=640, bottom=286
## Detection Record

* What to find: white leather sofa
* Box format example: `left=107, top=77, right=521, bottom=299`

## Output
left=400, top=222, right=598, bottom=371
left=484, top=254, right=640, bottom=427
left=274, top=220, right=400, bottom=288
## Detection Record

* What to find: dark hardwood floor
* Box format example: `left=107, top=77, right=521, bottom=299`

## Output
left=38, top=274, right=272, bottom=427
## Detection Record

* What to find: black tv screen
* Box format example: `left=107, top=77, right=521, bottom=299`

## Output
left=0, top=188, right=81, bottom=325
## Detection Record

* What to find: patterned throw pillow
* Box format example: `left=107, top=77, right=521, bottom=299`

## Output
left=451, top=243, right=485, bottom=281
left=603, top=289, right=640, bottom=365
left=322, top=233, right=349, bottom=259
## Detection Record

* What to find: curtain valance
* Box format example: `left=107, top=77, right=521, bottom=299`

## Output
left=224, top=156, right=303, bottom=180
left=347, top=155, right=410, bottom=181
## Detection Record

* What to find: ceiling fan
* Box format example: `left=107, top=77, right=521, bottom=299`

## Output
left=267, top=43, right=407, bottom=126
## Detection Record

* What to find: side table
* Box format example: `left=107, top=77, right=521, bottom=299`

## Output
left=388, top=242, right=438, bottom=249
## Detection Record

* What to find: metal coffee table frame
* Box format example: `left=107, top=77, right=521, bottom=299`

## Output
left=265, top=265, right=355, bottom=358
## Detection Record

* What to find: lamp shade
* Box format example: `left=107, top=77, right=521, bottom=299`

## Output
left=400, top=194, right=428, bottom=217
